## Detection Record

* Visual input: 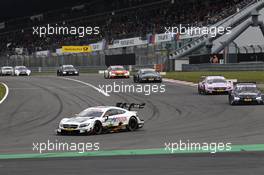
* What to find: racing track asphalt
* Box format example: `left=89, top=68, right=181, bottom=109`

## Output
left=0, top=74, right=264, bottom=174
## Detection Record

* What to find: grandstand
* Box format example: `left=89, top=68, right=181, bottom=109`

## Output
left=0, top=0, right=260, bottom=69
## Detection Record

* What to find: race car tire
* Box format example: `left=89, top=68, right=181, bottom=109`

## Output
left=127, top=117, right=138, bottom=131
left=229, top=97, right=235, bottom=106
left=133, top=77, right=138, bottom=83
left=104, top=72, right=107, bottom=79
left=198, top=87, right=202, bottom=94
left=204, top=89, right=209, bottom=95
left=93, top=121, right=103, bottom=135
left=56, top=131, right=63, bottom=135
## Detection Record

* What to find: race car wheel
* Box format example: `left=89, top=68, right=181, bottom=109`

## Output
left=93, top=121, right=103, bottom=135
left=198, top=87, right=202, bottom=94
left=229, top=97, right=235, bottom=106
left=127, top=117, right=138, bottom=131
left=133, top=77, right=138, bottom=83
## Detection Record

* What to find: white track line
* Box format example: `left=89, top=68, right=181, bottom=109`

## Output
left=0, top=83, right=9, bottom=104
left=60, top=77, right=110, bottom=97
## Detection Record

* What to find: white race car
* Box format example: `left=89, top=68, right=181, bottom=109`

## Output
left=14, top=66, right=31, bottom=76
left=56, top=103, right=145, bottom=135
left=0, top=66, right=13, bottom=76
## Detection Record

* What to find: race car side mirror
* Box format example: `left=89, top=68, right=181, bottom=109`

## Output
left=104, top=115, right=109, bottom=121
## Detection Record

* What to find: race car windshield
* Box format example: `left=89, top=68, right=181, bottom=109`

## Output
left=207, top=79, right=226, bottom=83
left=77, top=110, right=103, bottom=118
left=17, top=67, right=27, bottom=70
left=64, top=66, right=74, bottom=70
left=3, top=67, right=12, bottom=70
left=142, top=70, right=156, bottom=74
left=112, top=67, right=125, bottom=70
left=236, top=86, right=257, bottom=92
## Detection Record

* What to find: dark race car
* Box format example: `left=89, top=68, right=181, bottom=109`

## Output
left=228, top=82, right=263, bottom=105
left=57, top=65, right=79, bottom=76
left=133, top=68, right=162, bottom=83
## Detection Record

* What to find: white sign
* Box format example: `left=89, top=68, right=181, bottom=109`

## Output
left=15, top=48, right=23, bottom=55
left=155, top=33, right=173, bottom=43
left=90, top=42, right=103, bottom=51
left=36, top=50, right=50, bottom=57
left=108, top=37, right=147, bottom=49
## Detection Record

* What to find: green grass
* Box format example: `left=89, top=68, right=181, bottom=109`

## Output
left=165, top=71, right=264, bottom=84
left=0, top=83, right=6, bottom=101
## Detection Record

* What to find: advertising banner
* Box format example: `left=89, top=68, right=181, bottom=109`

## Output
left=108, top=37, right=147, bottom=49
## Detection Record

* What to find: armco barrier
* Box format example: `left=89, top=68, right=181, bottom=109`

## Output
left=30, top=66, right=106, bottom=73
left=182, top=63, right=264, bottom=71
left=29, top=65, right=156, bottom=74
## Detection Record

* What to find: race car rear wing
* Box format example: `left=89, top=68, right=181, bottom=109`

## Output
left=116, top=103, right=145, bottom=111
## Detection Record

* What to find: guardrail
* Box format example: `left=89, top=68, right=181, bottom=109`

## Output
left=182, top=62, right=264, bottom=71
left=30, top=66, right=106, bottom=74
left=29, top=65, right=157, bottom=74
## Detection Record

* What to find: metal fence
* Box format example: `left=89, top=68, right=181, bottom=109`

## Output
left=0, top=44, right=169, bottom=69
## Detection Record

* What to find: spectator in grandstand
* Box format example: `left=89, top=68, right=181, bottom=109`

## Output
left=0, top=0, right=255, bottom=56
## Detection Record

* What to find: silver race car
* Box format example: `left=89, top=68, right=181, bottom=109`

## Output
left=57, top=103, right=145, bottom=135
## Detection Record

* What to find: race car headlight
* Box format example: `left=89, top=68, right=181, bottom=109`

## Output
left=63, top=71, right=66, bottom=74
left=256, top=96, right=262, bottom=100
left=59, top=123, right=63, bottom=128
left=234, top=97, right=240, bottom=100
left=110, top=73, right=115, bottom=76
left=80, top=123, right=90, bottom=128
left=75, top=71, right=78, bottom=74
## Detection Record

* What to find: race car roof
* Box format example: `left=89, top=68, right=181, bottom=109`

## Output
left=84, top=106, right=126, bottom=112
left=235, top=83, right=257, bottom=87
left=62, top=65, right=74, bottom=67
left=140, top=68, right=156, bottom=72
left=1, top=66, right=13, bottom=69
left=205, top=76, right=225, bottom=80
left=110, top=65, right=125, bottom=68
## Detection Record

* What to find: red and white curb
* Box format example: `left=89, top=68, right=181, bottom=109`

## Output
left=0, top=83, right=9, bottom=104
left=163, top=78, right=198, bottom=87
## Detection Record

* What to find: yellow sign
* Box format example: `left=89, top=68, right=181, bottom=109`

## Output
left=62, top=46, right=92, bottom=53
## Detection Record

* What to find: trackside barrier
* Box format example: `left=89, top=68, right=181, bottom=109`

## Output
left=182, top=63, right=264, bottom=71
